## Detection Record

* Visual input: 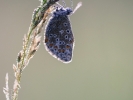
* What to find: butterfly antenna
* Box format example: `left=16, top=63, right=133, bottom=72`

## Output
left=56, top=2, right=63, bottom=8
left=73, top=2, right=82, bottom=14
left=70, top=0, right=73, bottom=10
left=62, top=0, right=66, bottom=7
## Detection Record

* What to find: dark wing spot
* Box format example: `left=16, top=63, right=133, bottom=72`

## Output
left=66, top=45, right=70, bottom=49
left=45, top=37, right=48, bottom=43
left=54, top=34, right=57, bottom=37
left=65, top=35, right=68, bottom=39
left=56, top=38, right=59, bottom=42
left=58, top=49, right=61, bottom=53
left=59, top=41, right=62, bottom=45
left=63, top=22, right=68, bottom=27
left=62, top=41, right=65, bottom=45
left=66, top=29, right=70, bottom=33
left=49, top=34, right=53, bottom=37
left=49, top=44, right=54, bottom=47
left=61, top=49, right=65, bottom=53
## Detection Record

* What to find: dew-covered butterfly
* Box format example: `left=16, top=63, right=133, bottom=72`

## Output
left=44, top=0, right=82, bottom=63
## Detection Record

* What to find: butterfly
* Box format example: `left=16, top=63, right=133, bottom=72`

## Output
left=44, top=1, right=82, bottom=63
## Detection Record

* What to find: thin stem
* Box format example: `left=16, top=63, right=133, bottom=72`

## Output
left=21, top=25, right=33, bottom=69
left=3, top=0, right=59, bottom=100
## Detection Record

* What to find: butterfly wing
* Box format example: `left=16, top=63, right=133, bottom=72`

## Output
left=44, top=15, right=74, bottom=63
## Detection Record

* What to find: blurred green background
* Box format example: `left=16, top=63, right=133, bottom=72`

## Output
left=0, top=0, right=133, bottom=100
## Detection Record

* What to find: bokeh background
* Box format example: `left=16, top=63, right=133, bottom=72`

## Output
left=0, top=0, right=133, bottom=100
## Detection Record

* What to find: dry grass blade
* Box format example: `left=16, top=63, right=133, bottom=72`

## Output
left=3, top=73, right=10, bottom=100
left=3, top=0, right=59, bottom=100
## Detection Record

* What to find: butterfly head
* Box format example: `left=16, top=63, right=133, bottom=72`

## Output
left=53, top=7, right=73, bottom=17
